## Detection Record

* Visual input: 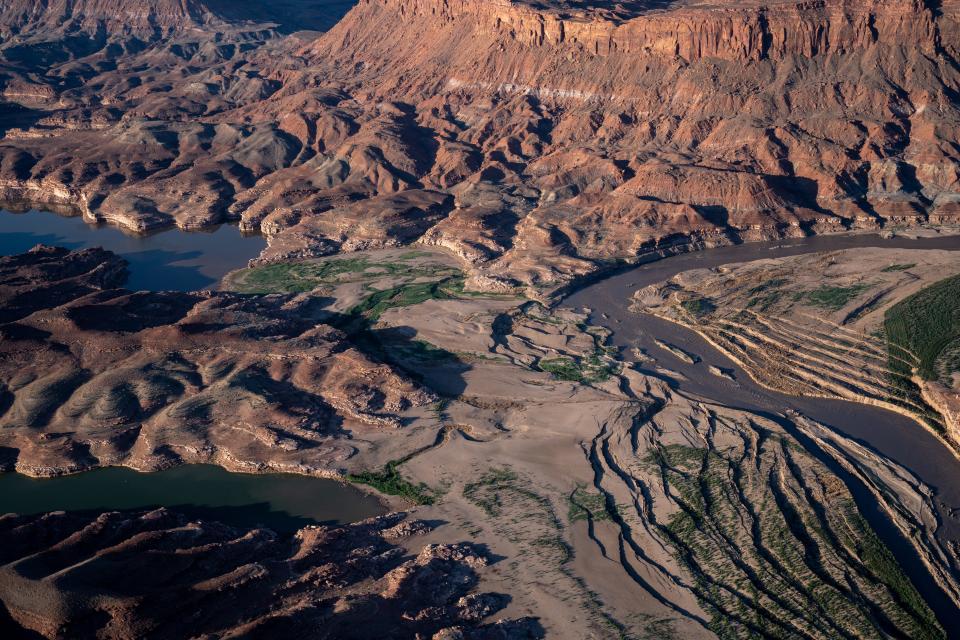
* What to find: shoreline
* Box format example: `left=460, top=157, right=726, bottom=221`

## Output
left=0, top=461, right=398, bottom=526
left=640, top=308, right=960, bottom=462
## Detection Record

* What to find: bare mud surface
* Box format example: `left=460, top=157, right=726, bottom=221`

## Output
left=567, top=232, right=960, bottom=631
left=4, top=232, right=960, bottom=637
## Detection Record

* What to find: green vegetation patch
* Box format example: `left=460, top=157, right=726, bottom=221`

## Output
left=349, top=277, right=466, bottom=321
left=348, top=460, right=436, bottom=505
left=881, top=273, right=960, bottom=432
left=746, top=278, right=788, bottom=312
left=680, top=297, right=716, bottom=318
left=538, top=352, right=618, bottom=384
left=885, top=273, right=960, bottom=381
left=849, top=501, right=943, bottom=637
left=531, top=534, right=573, bottom=563
left=799, top=283, right=872, bottom=310
left=567, top=484, right=611, bottom=523
left=645, top=441, right=942, bottom=640
left=227, top=254, right=460, bottom=294
left=535, top=317, right=620, bottom=384
left=538, top=357, right=583, bottom=381
left=463, top=467, right=519, bottom=517
left=881, top=263, right=917, bottom=273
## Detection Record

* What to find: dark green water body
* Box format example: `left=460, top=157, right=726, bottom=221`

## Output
left=0, top=465, right=385, bottom=532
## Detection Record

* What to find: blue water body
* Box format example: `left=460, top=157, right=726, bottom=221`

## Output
left=0, top=209, right=265, bottom=291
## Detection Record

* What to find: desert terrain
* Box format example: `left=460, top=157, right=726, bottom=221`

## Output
left=4, top=240, right=960, bottom=637
left=0, top=0, right=958, bottom=291
left=634, top=247, right=960, bottom=448
left=1, top=0, right=960, bottom=638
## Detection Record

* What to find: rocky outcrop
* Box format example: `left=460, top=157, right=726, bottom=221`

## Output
left=1, top=0, right=959, bottom=289
left=0, top=0, right=217, bottom=34
left=0, top=509, right=542, bottom=639
left=342, top=0, right=942, bottom=62
left=0, top=246, right=435, bottom=477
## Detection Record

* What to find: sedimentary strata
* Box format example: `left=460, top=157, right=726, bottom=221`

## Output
left=0, top=509, right=541, bottom=639
left=0, top=0, right=958, bottom=291
left=581, top=390, right=951, bottom=638
left=633, top=247, right=960, bottom=448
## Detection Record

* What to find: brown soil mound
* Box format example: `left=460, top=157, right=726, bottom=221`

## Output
left=0, top=245, right=434, bottom=476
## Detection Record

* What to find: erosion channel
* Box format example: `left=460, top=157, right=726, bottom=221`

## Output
left=565, top=232, right=960, bottom=630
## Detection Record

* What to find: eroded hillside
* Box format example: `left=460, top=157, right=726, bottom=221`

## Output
left=0, top=0, right=958, bottom=292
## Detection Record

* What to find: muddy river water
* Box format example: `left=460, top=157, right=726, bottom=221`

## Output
left=565, top=232, right=960, bottom=627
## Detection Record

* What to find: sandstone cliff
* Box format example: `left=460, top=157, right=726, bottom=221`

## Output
left=0, top=0, right=958, bottom=291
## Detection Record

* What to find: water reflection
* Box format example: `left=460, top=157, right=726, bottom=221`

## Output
left=0, top=209, right=265, bottom=291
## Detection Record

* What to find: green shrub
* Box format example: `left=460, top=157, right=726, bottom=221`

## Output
left=348, top=461, right=435, bottom=505
left=801, top=284, right=871, bottom=310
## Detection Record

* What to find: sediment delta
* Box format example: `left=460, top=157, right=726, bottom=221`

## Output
left=3, top=0, right=960, bottom=636
left=633, top=246, right=960, bottom=448
left=4, top=236, right=960, bottom=636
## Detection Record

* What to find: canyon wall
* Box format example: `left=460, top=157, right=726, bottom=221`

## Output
left=0, top=0, right=958, bottom=291
left=365, top=0, right=945, bottom=61
left=0, top=0, right=218, bottom=34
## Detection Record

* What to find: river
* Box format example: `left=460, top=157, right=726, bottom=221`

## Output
left=2, top=209, right=958, bottom=618
left=565, top=232, right=960, bottom=628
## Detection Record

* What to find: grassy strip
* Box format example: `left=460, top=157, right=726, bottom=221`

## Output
left=881, top=263, right=916, bottom=272
left=746, top=278, right=788, bottom=312
left=849, top=501, right=943, bottom=639
left=645, top=443, right=942, bottom=639
left=463, top=467, right=519, bottom=516
left=799, top=284, right=872, bottom=310
left=567, top=483, right=611, bottom=523
left=348, top=461, right=436, bottom=505
left=227, top=255, right=459, bottom=294
left=885, top=273, right=960, bottom=381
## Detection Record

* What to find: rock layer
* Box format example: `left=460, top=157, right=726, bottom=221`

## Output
left=0, top=509, right=541, bottom=639
left=0, top=0, right=958, bottom=291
